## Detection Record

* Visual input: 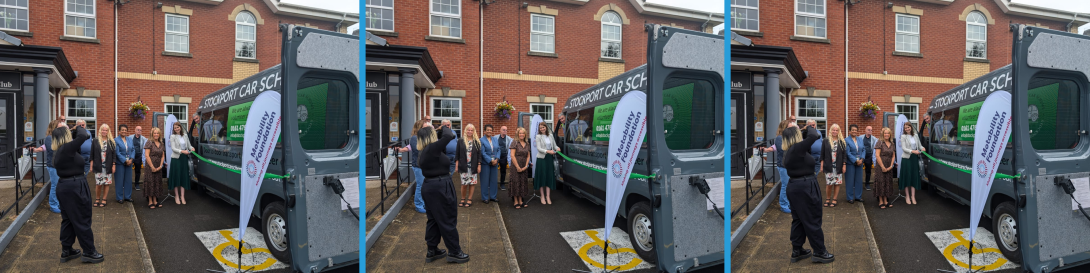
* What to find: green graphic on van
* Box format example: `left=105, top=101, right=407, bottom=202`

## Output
left=227, top=102, right=282, bottom=143
left=1026, top=83, right=1058, bottom=149
left=296, top=83, right=329, bottom=150
left=589, top=83, right=695, bottom=146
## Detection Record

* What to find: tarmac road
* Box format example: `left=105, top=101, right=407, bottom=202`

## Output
left=134, top=183, right=359, bottom=273
left=498, top=183, right=724, bottom=273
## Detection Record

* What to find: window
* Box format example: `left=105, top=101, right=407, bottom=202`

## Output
left=966, top=11, right=987, bottom=59
left=235, top=12, right=256, bottom=58
left=165, top=14, right=189, bottom=53
left=795, top=97, right=827, bottom=136
left=895, top=103, right=919, bottom=129
left=663, top=77, right=718, bottom=151
left=297, top=77, right=353, bottom=151
left=430, top=0, right=461, bottom=38
left=202, top=108, right=228, bottom=144
left=895, top=14, right=919, bottom=53
left=530, top=103, right=554, bottom=128
left=731, top=0, right=759, bottom=31
left=66, top=98, right=96, bottom=136
left=0, top=0, right=28, bottom=31
left=530, top=14, right=555, bottom=53
left=65, top=0, right=96, bottom=38
left=165, top=103, right=189, bottom=131
left=795, top=0, right=825, bottom=38
left=431, top=98, right=462, bottom=135
left=1027, top=77, right=1080, bottom=150
left=366, top=0, right=394, bottom=31
left=601, top=11, right=622, bottom=59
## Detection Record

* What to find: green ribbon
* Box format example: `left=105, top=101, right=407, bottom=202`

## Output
left=190, top=152, right=291, bottom=179
left=919, top=151, right=1021, bottom=179
left=554, top=151, right=656, bottom=179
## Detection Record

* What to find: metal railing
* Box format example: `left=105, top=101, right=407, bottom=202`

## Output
left=364, top=143, right=408, bottom=220
left=730, top=141, right=777, bottom=220
left=0, top=141, right=46, bottom=221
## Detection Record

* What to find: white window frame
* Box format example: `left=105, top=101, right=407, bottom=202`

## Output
left=731, top=0, right=759, bottom=32
left=235, top=11, right=257, bottom=59
left=429, top=0, right=461, bottom=39
left=895, top=14, right=920, bottom=54
left=530, top=103, right=554, bottom=128
left=793, top=0, right=826, bottom=39
left=165, top=103, right=189, bottom=129
left=430, top=97, right=462, bottom=131
left=530, top=14, right=555, bottom=54
left=366, top=0, right=394, bottom=32
left=895, top=103, right=919, bottom=128
left=165, top=14, right=190, bottom=53
left=65, top=97, right=96, bottom=135
left=0, top=0, right=29, bottom=32
left=795, top=97, right=827, bottom=133
left=601, top=11, right=622, bottom=59
left=64, top=0, right=96, bottom=38
left=966, top=11, right=987, bottom=59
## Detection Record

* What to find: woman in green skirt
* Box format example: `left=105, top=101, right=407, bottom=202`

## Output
left=898, top=122, right=925, bottom=205
left=534, top=123, right=561, bottom=205
left=168, top=123, right=195, bottom=205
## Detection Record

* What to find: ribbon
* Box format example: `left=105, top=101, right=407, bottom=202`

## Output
left=554, top=151, right=656, bottom=179
left=189, top=152, right=291, bottom=179
left=920, top=151, right=1020, bottom=179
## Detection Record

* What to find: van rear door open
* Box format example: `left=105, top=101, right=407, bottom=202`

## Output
left=1011, top=25, right=1090, bottom=272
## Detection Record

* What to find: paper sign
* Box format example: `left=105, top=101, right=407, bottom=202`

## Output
left=339, top=177, right=360, bottom=211
left=1072, top=177, right=1090, bottom=211
left=706, top=177, right=725, bottom=211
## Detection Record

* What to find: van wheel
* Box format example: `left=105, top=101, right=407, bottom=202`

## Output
left=627, top=201, right=657, bottom=264
left=992, top=202, right=1021, bottom=264
left=262, top=202, right=291, bottom=263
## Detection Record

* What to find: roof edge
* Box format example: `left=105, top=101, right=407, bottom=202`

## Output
left=995, top=0, right=1089, bottom=29
left=627, top=0, right=724, bottom=24
left=261, top=0, right=360, bottom=23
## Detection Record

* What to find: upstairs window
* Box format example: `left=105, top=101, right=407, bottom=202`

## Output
left=235, top=12, right=257, bottom=58
left=366, top=0, right=394, bottom=31
left=65, top=0, right=96, bottom=38
left=430, top=0, right=461, bottom=38
left=530, top=14, right=555, bottom=53
left=601, top=11, right=622, bottom=59
left=731, top=0, right=759, bottom=32
left=966, top=11, right=987, bottom=59
left=794, top=0, right=825, bottom=38
left=165, top=14, right=190, bottom=53
left=0, top=0, right=28, bottom=31
left=895, top=14, right=919, bottom=53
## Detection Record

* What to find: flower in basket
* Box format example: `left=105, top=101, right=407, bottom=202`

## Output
left=494, top=100, right=516, bottom=119
left=129, top=101, right=150, bottom=119
left=859, top=101, right=881, bottom=120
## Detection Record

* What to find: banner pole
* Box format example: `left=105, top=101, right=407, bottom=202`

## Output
left=238, top=240, right=243, bottom=273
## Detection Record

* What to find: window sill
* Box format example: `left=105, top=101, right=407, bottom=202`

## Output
left=233, top=57, right=259, bottom=63
left=369, top=30, right=398, bottom=37
left=59, top=35, right=100, bottom=44
left=733, top=30, right=763, bottom=37
left=2, top=30, right=32, bottom=37
left=599, top=57, right=624, bottom=63
left=789, top=35, right=830, bottom=44
left=163, top=51, right=193, bottom=58
left=892, top=51, right=923, bottom=58
left=964, top=57, right=989, bottom=64
left=424, top=35, right=465, bottom=44
left=528, top=51, right=558, bottom=58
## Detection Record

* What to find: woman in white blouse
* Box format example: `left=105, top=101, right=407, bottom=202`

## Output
left=898, top=122, right=925, bottom=205
left=533, top=123, right=561, bottom=205
left=167, top=123, right=196, bottom=205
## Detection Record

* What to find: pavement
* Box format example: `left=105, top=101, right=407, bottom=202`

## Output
left=730, top=174, right=883, bottom=273
left=365, top=174, right=517, bottom=273
left=0, top=174, right=151, bottom=273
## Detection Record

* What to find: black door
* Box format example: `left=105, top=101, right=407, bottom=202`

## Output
left=365, top=92, right=382, bottom=177
left=730, top=92, right=747, bottom=177
left=0, top=93, right=13, bottom=177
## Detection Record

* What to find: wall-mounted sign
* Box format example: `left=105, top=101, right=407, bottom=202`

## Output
left=0, top=72, right=22, bottom=91
left=731, top=71, right=752, bottom=91
left=366, top=71, right=387, bottom=90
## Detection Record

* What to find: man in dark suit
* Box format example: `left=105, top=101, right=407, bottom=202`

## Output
left=131, top=126, right=146, bottom=191
left=863, top=126, right=877, bottom=190
left=496, top=126, right=511, bottom=191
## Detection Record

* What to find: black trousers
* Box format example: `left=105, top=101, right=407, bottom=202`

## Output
left=786, top=175, right=827, bottom=253
left=133, top=154, right=143, bottom=185
left=58, top=175, right=96, bottom=253
left=498, top=156, right=508, bottom=186
left=422, top=175, right=462, bottom=254
left=864, top=154, right=873, bottom=185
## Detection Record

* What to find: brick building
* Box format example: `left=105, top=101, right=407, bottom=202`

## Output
left=729, top=0, right=1086, bottom=175
left=364, top=0, right=722, bottom=176
left=0, top=0, right=356, bottom=177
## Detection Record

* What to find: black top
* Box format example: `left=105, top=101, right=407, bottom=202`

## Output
left=821, top=137, right=847, bottom=173
left=55, top=127, right=91, bottom=178
left=774, top=136, right=785, bottom=167
left=456, top=139, right=481, bottom=174
left=783, top=127, right=822, bottom=178
left=497, top=135, right=509, bottom=161
left=91, top=139, right=116, bottom=173
left=419, top=127, right=457, bottom=178
left=44, top=136, right=54, bottom=168
left=407, top=136, right=420, bottom=168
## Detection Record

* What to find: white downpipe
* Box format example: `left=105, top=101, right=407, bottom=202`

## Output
left=114, top=3, right=119, bottom=130
left=844, top=3, right=849, bottom=128
left=479, top=4, right=484, bottom=127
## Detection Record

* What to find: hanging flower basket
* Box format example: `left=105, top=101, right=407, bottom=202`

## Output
left=494, top=99, right=516, bottom=120
left=130, top=100, right=150, bottom=119
left=859, top=100, right=881, bottom=120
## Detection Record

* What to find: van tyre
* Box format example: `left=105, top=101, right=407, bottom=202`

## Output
left=627, top=201, right=657, bottom=264
left=992, top=201, right=1021, bottom=264
left=262, top=201, right=292, bottom=263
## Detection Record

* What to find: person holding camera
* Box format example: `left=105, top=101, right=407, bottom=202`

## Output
left=417, top=123, right=469, bottom=264
left=52, top=124, right=105, bottom=263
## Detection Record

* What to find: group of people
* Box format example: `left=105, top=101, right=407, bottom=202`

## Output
left=401, top=115, right=567, bottom=264
left=34, top=114, right=201, bottom=264
left=768, top=115, right=929, bottom=264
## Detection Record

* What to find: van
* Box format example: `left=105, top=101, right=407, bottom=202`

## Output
left=193, top=25, right=359, bottom=272
left=921, top=25, right=1090, bottom=272
left=557, top=25, right=725, bottom=272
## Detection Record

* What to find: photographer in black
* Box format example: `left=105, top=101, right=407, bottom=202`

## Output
left=52, top=125, right=105, bottom=263
left=782, top=123, right=834, bottom=264
left=416, top=123, right=469, bottom=263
